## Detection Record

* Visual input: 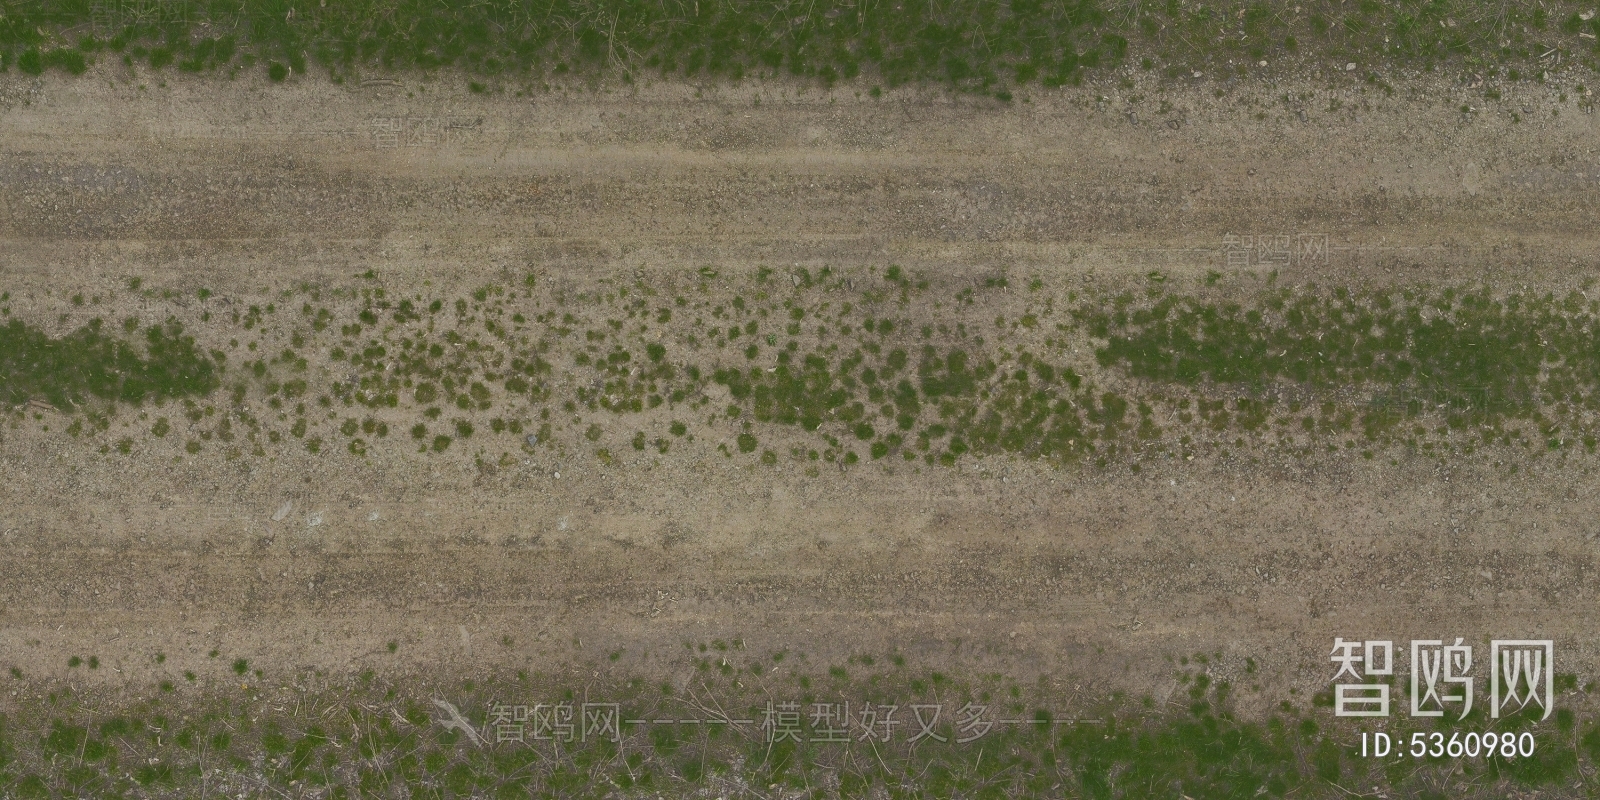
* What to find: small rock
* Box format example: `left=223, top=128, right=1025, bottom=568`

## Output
left=271, top=501, right=292, bottom=522
left=1345, top=62, right=1357, bottom=71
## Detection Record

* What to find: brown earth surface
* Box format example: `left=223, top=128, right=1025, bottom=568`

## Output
left=1, top=65, right=1599, bottom=730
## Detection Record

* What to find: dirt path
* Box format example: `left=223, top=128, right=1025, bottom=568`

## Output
left=1, top=67, right=1599, bottom=726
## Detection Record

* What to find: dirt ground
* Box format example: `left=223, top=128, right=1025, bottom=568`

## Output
left=1, top=63, right=1599, bottom=735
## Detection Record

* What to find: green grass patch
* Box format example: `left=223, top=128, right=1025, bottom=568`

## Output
left=1081, top=286, right=1600, bottom=419
left=3, top=0, right=1595, bottom=89
left=0, top=318, right=218, bottom=409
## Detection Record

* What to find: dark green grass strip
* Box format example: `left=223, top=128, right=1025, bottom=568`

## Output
left=2, top=0, right=1598, bottom=88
